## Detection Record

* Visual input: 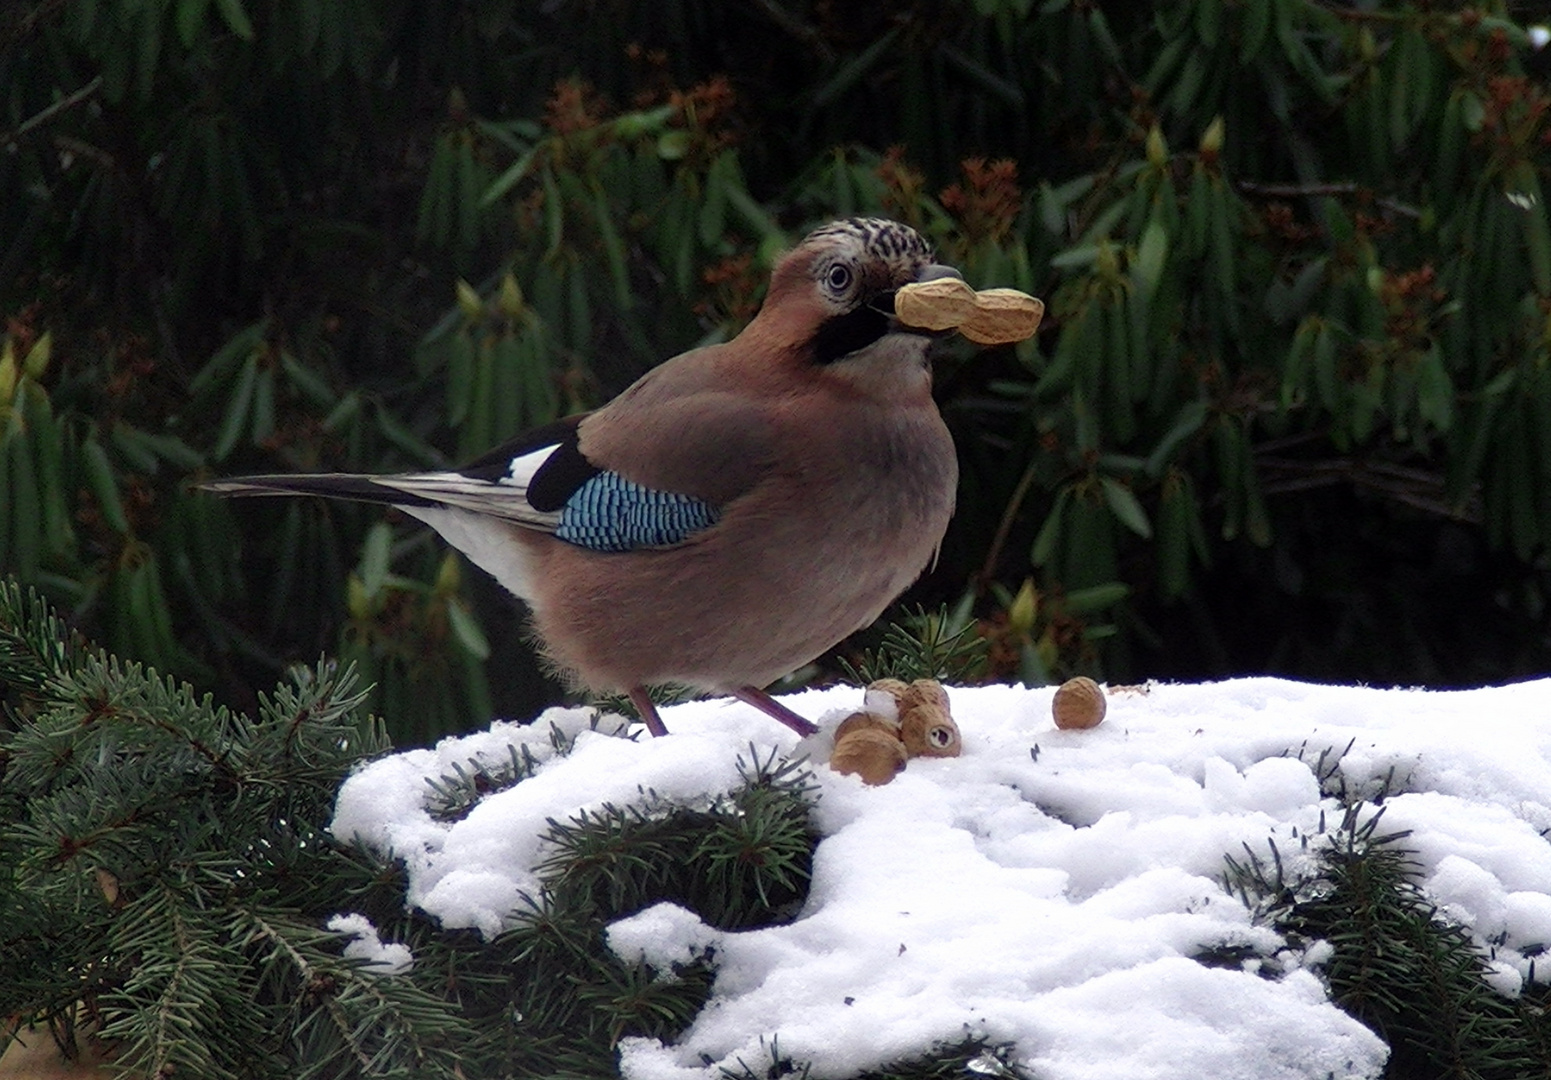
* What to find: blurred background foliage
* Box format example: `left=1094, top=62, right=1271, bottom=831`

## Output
left=5, top=0, right=1551, bottom=744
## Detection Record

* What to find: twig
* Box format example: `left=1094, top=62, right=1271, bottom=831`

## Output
left=0, top=76, right=102, bottom=148
left=978, top=455, right=1042, bottom=589
left=1255, top=454, right=1481, bottom=522
left=1310, top=1, right=1404, bottom=24
left=2, top=0, right=70, bottom=47
left=746, top=0, right=836, bottom=64
left=1236, top=179, right=1421, bottom=220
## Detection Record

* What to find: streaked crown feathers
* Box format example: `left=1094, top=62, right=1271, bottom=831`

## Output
left=767, top=217, right=937, bottom=321
left=802, top=217, right=933, bottom=260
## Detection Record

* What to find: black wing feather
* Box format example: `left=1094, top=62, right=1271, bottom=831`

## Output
left=455, top=413, right=601, bottom=513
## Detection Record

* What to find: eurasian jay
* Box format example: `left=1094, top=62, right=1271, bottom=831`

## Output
left=204, top=217, right=965, bottom=739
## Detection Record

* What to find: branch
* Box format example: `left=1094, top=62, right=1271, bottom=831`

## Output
left=1236, top=180, right=1421, bottom=220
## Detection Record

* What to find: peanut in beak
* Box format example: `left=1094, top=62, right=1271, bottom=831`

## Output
left=895, top=278, right=1045, bottom=346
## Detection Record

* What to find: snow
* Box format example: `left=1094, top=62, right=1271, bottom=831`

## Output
left=326, top=913, right=415, bottom=975
left=329, top=676, right=1551, bottom=1079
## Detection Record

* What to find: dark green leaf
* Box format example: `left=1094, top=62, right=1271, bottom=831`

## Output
left=212, top=0, right=255, bottom=39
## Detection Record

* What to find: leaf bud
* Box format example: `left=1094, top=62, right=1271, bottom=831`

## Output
left=498, top=274, right=526, bottom=320
left=455, top=280, right=484, bottom=321
left=1199, top=116, right=1225, bottom=157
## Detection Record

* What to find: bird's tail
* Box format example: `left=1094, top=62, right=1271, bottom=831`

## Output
left=200, top=472, right=543, bottom=601
left=197, top=473, right=437, bottom=508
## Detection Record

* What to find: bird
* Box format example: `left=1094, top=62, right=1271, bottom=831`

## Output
left=203, top=217, right=966, bottom=739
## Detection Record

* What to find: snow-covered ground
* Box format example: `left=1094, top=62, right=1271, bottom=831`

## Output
left=330, top=678, right=1551, bottom=1080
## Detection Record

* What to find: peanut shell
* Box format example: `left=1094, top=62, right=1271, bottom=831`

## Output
left=1052, top=676, right=1106, bottom=730
left=835, top=710, right=900, bottom=743
left=895, top=277, right=978, bottom=331
left=959, top=289, right=1045, bottom=345
left=898, top=678, right=951, bottom=716
left=830, top=727, right=908, bottom=785
left=900, top=703, right=962, bottom=758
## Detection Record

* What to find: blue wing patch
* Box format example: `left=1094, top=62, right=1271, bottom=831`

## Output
left=555, top=471, right=720, bottom=552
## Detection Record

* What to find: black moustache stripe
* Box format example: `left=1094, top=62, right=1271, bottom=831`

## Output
left=810, top=304, right=893, bottom=365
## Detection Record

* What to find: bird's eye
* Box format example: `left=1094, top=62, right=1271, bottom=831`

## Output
left=825, top=263, right=854, bottom=294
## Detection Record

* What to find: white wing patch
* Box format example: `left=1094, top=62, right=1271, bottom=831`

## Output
left=504, top=445, right=556, bottom=488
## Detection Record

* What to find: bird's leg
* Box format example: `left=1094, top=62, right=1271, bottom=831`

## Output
left=628, top=686, right=670, bottom=737
left=732, top=686, right=819, bottom=737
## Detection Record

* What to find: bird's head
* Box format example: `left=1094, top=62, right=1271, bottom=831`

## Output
left=753, top=217, right=964, bottom=371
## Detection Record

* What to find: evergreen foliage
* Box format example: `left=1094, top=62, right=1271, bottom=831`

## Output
left=536, top=749, right=815, bottom=931
left=3, top=583, right=860, bottom=1078
left=0, top=583, right=1104, bottom=1077
left=1224, top=767, right=1551, bottom=1079
left=8, top=583, right=1551, bottom=1075
left=435, top=748, right=818, bottom=1077
left=838, top=602, right=991, bottom=686
left=717, top=1035, right=1029, bottom=1080
left=0, top=579, right=473, bottom=1079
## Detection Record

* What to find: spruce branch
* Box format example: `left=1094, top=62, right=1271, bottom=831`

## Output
left=393, top=746, right=820, bottom=1078
left=573, top=958, right=716, bottom=1048
left=425, top=741, right=541, bottom=822
left=717, top=1035, right=1031, bottom=1080
left=536, top=746, right=816, bottom=931
left=1225, top=801, right=1551, bottom=1079
left=0, top=579, right=82, bottom=714
left=840, top=604, right=989, bottom=686
left=694, top=747, right=817, bottom=925
left=97, top=885, right=256, bottom=1080
left=241, top=910, right=468, bottom=1080
left=0, top=585, right=430, bottom=1078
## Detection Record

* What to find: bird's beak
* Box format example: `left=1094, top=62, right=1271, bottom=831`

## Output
left=916, top=264, right=965, bottom=285
left=873, top=264, right=964, bottom=331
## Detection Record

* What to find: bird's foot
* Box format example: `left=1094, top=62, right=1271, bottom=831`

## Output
left=628, top=686, right=670, bottom=737
left=732, top=686, right=819, bottom=737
